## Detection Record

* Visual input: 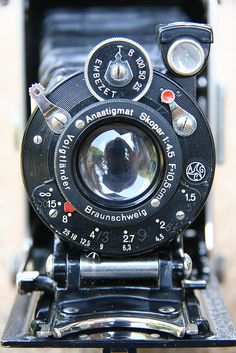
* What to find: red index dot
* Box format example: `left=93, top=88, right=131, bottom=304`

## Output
left=64, top=201, right=76, bottom=213
left=161, top=89, right=175, bottom=104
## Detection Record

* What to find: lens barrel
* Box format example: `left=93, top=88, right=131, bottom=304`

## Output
left=77, top=122, right=162, bottom=207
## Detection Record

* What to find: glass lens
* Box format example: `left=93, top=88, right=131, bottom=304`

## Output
left=168, top=39, right=205, bottom=75
left=77, top=123, right=162, bottom=204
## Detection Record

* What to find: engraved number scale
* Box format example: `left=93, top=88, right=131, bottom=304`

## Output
left=84, top=37, right=153, bottom=101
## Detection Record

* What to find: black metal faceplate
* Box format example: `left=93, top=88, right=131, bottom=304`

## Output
left=2, top=273, right=236, bottom=349
left=21, top=70, right=215, bottom=256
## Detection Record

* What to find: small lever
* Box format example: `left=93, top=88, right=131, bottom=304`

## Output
left=29, top=83, right=71, bottom=134
left=16, top=271, right=55, bottom=294
left=161, top=89, right=197, bottom=137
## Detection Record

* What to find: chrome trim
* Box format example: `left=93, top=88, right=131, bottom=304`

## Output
left=52, top=315, right=186, bottom=338
left=80, top=255, right=159, bottom=279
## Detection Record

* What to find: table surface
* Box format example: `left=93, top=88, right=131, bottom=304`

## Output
left=0, top=1, right=235, bottom=352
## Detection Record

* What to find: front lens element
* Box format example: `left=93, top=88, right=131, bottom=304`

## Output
left=77, top=123, right=161, bottom=204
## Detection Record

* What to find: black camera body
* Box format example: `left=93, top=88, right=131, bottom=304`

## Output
left=2, top=1, right=236, bottom=352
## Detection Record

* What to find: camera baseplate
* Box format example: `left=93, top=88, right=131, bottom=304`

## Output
left=2, top=235, right=236, bottom=350
left=24, top=236, right=209, bottom=339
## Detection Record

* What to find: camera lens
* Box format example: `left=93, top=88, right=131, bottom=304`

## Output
left=77, top=123, right=162, bottom=205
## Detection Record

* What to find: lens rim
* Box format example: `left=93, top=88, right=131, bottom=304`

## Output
left=73, top=120, right=165, bottom=210
left=54, top=99, right=182, bottom=227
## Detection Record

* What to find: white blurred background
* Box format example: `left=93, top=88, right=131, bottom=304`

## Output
left=0, top=1, right=235, bottom=352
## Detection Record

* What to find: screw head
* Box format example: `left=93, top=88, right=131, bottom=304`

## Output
left=110, top=63, right=127, bottom=80
left=176, top=210, right=185, bottom=220
left=51, top=112, right=68, bottom=130
left=159, top=306, right=176, bottom=314
left=173, top=115, right=197, bottom=137
left=33, top=135, right=42, bottom=145
left=62, top=307, right=79, bottom=314
left=75, top=119, right=85, bottom=129
left=198, top=76, right=207, bottom=88
left=49, top=209, right=58, bottom=218
left=54, top=111, right=68, bottom=123
left=151, top=198, right=160, bottom=208
left=86, top=252, right=100, bottom=260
